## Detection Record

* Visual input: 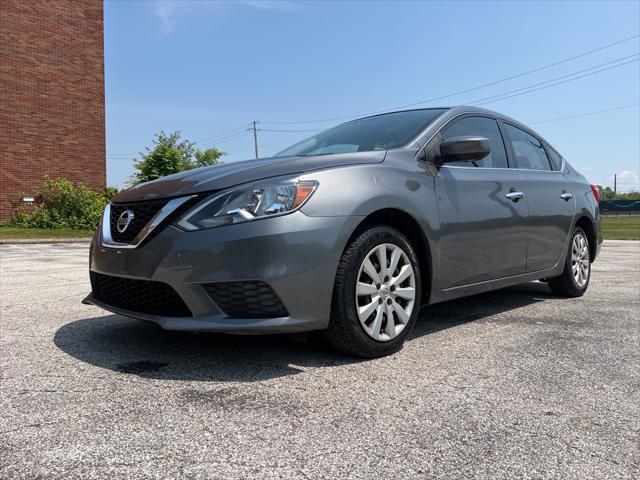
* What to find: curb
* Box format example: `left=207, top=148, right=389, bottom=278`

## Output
left=0, top=238, right=92, bottom=245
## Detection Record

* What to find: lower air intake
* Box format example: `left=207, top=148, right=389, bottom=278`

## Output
left=90, top=272, right=192, bottom=317
left=203, top=281, right=289, bottom=318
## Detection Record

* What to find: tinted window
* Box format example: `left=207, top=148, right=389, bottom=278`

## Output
left=505, top=124, right=552, bottom=171
left=276, top=109, right=446, bottom=157
left=545, top=144, right=564, bottom=171
left=440, top=116, right=508, bottom=168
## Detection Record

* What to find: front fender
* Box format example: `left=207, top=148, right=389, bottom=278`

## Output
left=298, top=150, right=441, bottom=270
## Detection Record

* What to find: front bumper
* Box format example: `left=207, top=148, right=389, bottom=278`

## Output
left=85, top=211, right=361, bottom=334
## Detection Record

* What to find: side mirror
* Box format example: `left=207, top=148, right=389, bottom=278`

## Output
left=438, top=136, right=491, bottom=163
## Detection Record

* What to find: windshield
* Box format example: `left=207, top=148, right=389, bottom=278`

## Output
left=275, top=109, right=447, bottom=157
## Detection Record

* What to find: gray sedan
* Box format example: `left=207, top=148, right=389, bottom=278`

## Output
left=85, top=107, right=602, bottom=357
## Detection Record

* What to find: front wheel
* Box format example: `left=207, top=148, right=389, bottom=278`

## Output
left=548, top=226, right=591, bottom=297
left=323, top=225, right=422, bottom=358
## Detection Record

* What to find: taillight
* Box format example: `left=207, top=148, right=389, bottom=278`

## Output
left=590, top=184, right=600, bottom=203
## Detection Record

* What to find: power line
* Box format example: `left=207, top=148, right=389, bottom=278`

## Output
left=193, top=124, right=250, bottom=145
left=107, top=131, right=253, bottom=160
left=195, top=128, right=251, bottom=147
left=260, top=33, right=640, bottom=125
left=465, top=53, right=638, bottom=106
left=471, top=57, right=639, bottom=107
left=106, top=101, right=640, bottom=163
left=259, top=128, right=322, bottom=133
left=254, top=56, right=639, bottom=138
left=106, top=124, right=251, bottom=157
left=529, top=103, right=640, bottom=125
left=224, top=147, right=252, bottom=155
left=213, top=130, right=252, bottom=145
left=106, top=131, right=251, bottom=160
left=249, top=101, right=640, bottom=155
left=196, top=130, right=252, bottom=148
left=105, top=35, right=640, bottom=161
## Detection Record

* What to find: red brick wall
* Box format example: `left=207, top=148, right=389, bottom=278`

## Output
left=0, top=0, right=105, bottom=221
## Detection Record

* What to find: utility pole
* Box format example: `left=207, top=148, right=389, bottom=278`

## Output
left=251, top=121, right=259, bottom=159
left=614, top=173, right=617, bottom=195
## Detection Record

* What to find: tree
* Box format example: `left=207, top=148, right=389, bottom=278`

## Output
left=128, top=131, right=225, bottom=185
left=598, top=185, right=640, bottom=201
left=600, top=186, right=615, bottom=200
left=193, top=147, right=225, bottom=168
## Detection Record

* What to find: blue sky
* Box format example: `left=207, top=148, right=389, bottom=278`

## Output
left=105, top=0, right=640, bottom=190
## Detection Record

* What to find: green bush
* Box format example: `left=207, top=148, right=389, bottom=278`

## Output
left=12, top=176, right=113, bottom=230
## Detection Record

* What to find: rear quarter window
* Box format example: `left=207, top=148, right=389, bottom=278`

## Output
left=545, top=144, right=564, bottom=171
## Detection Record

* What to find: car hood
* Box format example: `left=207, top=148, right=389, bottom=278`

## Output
left=113, top=151, right=386, bottom=203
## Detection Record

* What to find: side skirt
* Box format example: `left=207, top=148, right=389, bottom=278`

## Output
left=428, top=263, right=565, bottom=305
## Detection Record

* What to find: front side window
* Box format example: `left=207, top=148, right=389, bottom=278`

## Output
left=276, top=109, right=446, bottom=157
left=439, top=116, right=508, bottom=168
left=505, top=124, right=552, bottom=171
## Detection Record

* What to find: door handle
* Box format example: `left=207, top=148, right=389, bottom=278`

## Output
left=560, top=192, right=573, bottom=201
left=505, top=191, right=525, bottom=202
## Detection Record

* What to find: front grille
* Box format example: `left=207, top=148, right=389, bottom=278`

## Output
left=203, top=281, right=289, bottom=318
left=109, top=200, right=168, bottom=243
left=90, top=272, right=192, bottom=317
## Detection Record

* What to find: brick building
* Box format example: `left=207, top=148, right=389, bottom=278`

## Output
left=0, top=0, right=105, bottom=221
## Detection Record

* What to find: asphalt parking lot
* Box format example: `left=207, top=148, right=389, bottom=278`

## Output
left=1, top=241, right=638, bottom=479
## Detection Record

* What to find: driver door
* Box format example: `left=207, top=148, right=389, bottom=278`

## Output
left=433, top=116, right=529, bottom=289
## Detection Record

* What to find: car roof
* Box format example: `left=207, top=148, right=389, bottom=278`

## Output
left=441, top=106, right=532, bottom=129
left=353, top=106, right=526, bottom=128
left=360, top=106, right=552, bottom=151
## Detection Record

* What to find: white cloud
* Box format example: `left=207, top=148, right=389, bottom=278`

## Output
left=241, top=0, right=300, bottom=10
left=155, top=0, right=176, bottom=35
left=612, top=169, right=640, bottom=189
left=152, top=1, right=300, bottom=35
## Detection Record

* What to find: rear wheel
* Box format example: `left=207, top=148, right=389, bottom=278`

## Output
left=548, top=226, right=591, bottom=297
left=323, top=225, right=422, bottom=358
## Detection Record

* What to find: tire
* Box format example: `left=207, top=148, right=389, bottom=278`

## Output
left=322, top=225, right=422, bottom=358
left=548, top=226, right=591, bottom=297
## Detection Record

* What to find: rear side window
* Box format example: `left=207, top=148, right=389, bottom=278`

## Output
left=440, top=116, right=508, bottom=168
left=545, top=144, right=564, bottom=171
left=504, top=124, right=552, bottom=171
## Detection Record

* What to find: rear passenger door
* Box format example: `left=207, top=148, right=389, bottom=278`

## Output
left=502, top=123, right=575, bottom=272
left=433, top=116, right=529, bottom=289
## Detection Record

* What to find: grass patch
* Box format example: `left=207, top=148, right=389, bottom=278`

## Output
left=0, top=226, right=94, bottom=240
left=601, top=215, right=640, bottom=240
left=0, top=216, right=638, bottom=242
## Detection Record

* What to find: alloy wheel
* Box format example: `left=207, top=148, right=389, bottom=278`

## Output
left=355, top=243, right=416, bottom=341
left=571, top=232, right=590, bottom=288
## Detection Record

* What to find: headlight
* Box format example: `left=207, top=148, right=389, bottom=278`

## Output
left=176, top=180, right=318, bottom=231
